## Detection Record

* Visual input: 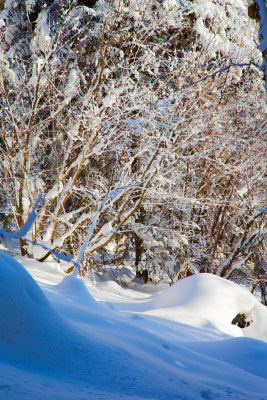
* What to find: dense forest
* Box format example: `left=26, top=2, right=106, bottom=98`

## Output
left=0, top=0, right=266, bottom=299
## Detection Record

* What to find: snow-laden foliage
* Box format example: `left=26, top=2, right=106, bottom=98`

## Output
left=0, top=0, right=266, bottom=292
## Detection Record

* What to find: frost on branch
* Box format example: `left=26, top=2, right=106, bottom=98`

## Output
left=0, top=0, right=266, bottom=293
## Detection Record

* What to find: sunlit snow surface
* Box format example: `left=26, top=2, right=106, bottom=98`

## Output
left=0, top=251, right=267, bottom=400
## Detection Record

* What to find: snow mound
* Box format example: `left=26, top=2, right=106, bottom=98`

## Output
left=1, top=253, right=267, bottom=399
left=0, top=252, right=198, bottom=399
left=149, top=273, right=267, bottom=341
left=0, top=252, right=158, bottom=395
left=0, top=251, right=92, bottom=374
left=56, top=274, right=104, bottom=311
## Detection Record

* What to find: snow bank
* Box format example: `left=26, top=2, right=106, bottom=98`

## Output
left=0, top=251, right=91, bottom=375
left=55, top=274, right=105, bottom=313
left=1, top=253, right=267, bottom=399
left=149, top=273, right=267, bottom=341
left=0, top=252, right=201, bottom=399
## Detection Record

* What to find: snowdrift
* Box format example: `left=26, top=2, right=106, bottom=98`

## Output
left=1, top=251, right=267, bottom=400
left=0, top=251, right=95, bottom=375
left=0, top=252, right=200, bottom=399
left=150, top=273, right=267, bottom=341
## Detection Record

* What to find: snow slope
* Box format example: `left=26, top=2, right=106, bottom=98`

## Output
left=0, top=251, right=267, bottom=400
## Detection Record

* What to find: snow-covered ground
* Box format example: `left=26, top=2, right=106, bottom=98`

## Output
left=0, top=250, right=267, bottom=400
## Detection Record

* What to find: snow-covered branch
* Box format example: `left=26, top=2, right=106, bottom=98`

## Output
left=0, top=195, right=42, bottom=239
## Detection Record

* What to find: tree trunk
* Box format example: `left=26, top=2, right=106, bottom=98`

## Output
left=253, top=253, right=267, bottom=305
left=134, top=233, right=148, bottom=283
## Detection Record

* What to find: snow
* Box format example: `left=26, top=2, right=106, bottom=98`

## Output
left=193, top=0, right=261, bottom=61
left=0, top=50, right=16, bottom=83
left=28, top=57, right=47, bottom=88
left=102, top=93, right=117, bottom=108
left=0, top=195, right=42, bottom=239
left=64, top=68, right=80, bottom=99
left=25, top=0, right=36, bottom=13
left=0, top=251, right=267, bottom=399
left=31, top=9, right=51, bottom=54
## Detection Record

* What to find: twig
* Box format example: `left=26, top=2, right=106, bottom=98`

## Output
left=182, top=61, right=259, bottom=90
